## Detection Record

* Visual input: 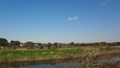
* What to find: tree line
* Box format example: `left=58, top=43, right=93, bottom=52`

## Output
left=0, top=38, right=120, bottom=48
left=0, top=38, right=62, bottom=49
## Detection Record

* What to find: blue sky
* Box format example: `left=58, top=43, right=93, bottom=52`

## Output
left=0, top=0, right=120, bottom=43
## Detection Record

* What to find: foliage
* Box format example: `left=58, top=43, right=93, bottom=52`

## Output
left=69, top=42, right=74, bottom=46
left=13, top=41, right=21, bottom=46
left=53, top=42, right=58, bottom=48
left=47, top=43, right=52, bottom=49
left=0, top=38, right=8, bottom=46
left=25, top=41, right=33, bottom=46
left=10, top=40, right=14, bottom=44
left=100, top=42, right=107, bottom=45
left=0, top=38, right=8, bottom=42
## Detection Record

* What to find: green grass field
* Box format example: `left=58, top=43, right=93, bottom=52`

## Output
left=0, top=46, right=120, bottom=63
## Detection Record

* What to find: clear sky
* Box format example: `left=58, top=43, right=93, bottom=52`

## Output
left=0, top=0, right=120, bottom=43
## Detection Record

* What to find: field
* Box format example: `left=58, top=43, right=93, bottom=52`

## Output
left=0, top=45, right=120, bottom=68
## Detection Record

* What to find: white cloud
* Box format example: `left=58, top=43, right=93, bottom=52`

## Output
left=102, top=2, right=106, bottom=5
left=68, top=16, right=78, bottom=20
left=96, top=24, right=101, bottom=27
left=99, top=1, right=107, bottom=6
left=73, top=16, right=78, bottom=20
left=68, top=17, right=72, bottom=20
left=99, top=1, right=102, bottom=3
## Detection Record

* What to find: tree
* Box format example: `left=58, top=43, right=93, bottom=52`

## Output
left=69, top=42, right=74, bottom=46
left=26, top=41, right=33, bottom=46
left=0, top=38, right=8, bottom=42
left=25, top=41, right=34, bottom=49
left=47, top=43, right=51, bottom=49
left=10, top=40, right=21, bottom=46
left=54, top=42, right=58, bottom=48
left=101, top=42, right=107, bottom=45
left=14, top=41, right=21, bottom=46
left=59, top=43, right=62, bottom=48
left=116, top=42, right=120, bottom=45
left=0, top=38, right=8, bottom=46
left=38, top=43, right=44, bottom=49
left=10, top=40, right=14, bottom=44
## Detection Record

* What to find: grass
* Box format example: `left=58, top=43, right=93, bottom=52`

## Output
left=0, top=48, right=85, bottom=63
left=0, top=45, right=120, bottom=68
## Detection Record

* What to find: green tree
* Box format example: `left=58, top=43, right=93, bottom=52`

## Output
left=10, top=40, right=14, bottom=44
left=0, top=38, right=8, bottom=42
left=47, top=43, right=51, bottom=49
left=69, top=42, right=74, bottom=46
left=26, top=41, right=33, bottom=46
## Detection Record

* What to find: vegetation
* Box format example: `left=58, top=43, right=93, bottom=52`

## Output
left=0, top=38, right=8, bottom=46
left=53, top=42, right=58, bottom=48
left=0, top=38, right=120, bottom=68
left=0, top=46, right=120, bottom=63
left=47, top=43, right=52, bottom=49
